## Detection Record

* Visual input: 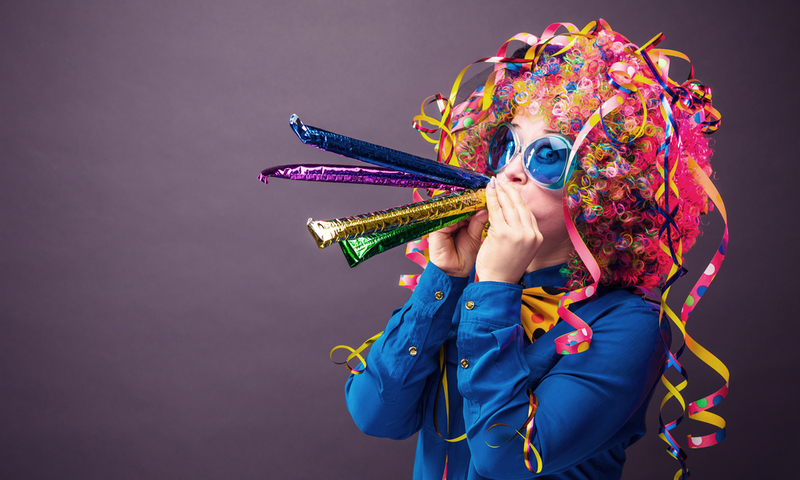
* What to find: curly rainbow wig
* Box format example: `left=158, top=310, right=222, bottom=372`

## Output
left=422, top=20, right=720, bottom=290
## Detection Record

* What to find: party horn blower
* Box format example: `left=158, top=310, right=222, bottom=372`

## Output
left=290, top=114, right=490, bottom=190
left=259, top=163, right=465, bottom=192
left=339, top=212, right=476, bottom=267
left=307, top=189, right=486, bottom=249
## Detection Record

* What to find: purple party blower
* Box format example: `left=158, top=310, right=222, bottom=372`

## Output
left=259, top=164, right=465, bottom=192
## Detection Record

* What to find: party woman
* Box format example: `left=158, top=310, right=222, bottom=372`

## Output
left=344, top=20, right=724, bottom=480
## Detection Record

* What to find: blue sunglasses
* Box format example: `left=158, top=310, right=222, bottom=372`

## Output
left=488, top=123, right=577, bottom=190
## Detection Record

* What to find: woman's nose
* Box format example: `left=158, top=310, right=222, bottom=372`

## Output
left=498, top=152, right=528, bottom=184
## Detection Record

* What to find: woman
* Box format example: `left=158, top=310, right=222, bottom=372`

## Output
left=344, top=20, right=723, bottom=480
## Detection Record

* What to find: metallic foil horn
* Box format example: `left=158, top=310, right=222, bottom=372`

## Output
left=307, top=189, right=486, bottom=249
left=339, top=212, right=475, bottom=267
left=289, top=114, right=489, bottom=190
left=259, top=163, right=465, bottom=192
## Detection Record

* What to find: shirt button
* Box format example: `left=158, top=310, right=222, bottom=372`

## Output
left=460, top=358, right=469, bottom=369
left=435, top=291, right=444, bottom=300
left=465, top=300, right=475, bottom=310
left=408, top=346, right=418, bottom=356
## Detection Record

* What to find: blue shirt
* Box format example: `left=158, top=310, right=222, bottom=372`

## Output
left=346, top=263, right=668, bottom=480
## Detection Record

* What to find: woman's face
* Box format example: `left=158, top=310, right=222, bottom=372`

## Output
left=494, top=112, right=572, bottom=261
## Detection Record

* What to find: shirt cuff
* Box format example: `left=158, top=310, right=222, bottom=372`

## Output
left=408, top=262, right=470, bottom=320
left=458, top=281, right=524, bottom=329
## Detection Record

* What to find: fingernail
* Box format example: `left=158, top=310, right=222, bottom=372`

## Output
left=488, top=177, right=495, bottom=189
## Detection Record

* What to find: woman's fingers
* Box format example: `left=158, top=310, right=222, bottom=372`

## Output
left=494, top=179, right=522, bottom=228
left=489, top=178, right=540, bottom=234
left=463, top=209, right=489, bottom=244
left=485, top=177, right=504, bottom=227
left=427, top=213, right=486, bottom=278
left=476, top=178, right=544, bottom=284
left=498, top=180, right=535, bottom=230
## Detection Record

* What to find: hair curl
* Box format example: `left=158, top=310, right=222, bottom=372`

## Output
left=448, top=27, right=717, bottom=290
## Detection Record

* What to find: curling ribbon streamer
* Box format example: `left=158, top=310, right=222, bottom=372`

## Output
left=679, top=160, right=729, bottom=448
left=484, top=388, right=543, bottom=474
left=522, top=391, right=544, bottom=474
left=399, top=237, right=429, bottom=290
left=433, top=345, right=467, bottom=480
left=636, top=28, right=727, bottom=477
left=645, top=44, right=726, bottom=478
left=329, top=331, right=383, bottom=375
left=432, top=346, right=467, bottom=443
left=628, top=34, right=695, bottom=479
left=259, top=163, right=465, bottom=192
left=307, top=189, right=486, bottom=249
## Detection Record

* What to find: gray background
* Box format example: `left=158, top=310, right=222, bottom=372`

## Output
left=2, top=0, right=796, bottom=478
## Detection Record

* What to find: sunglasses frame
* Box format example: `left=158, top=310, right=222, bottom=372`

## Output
left=488, top=122, right=578, bottom=190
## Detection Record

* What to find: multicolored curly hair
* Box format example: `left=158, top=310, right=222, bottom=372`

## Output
left=421, top=20, right=720, bottom=290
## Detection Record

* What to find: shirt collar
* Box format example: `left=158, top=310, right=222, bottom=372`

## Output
left=521, top=263, right=568, bottom=289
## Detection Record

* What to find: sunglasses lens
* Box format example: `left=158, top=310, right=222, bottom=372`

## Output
left=523, top=136, right=572, bottom=186
left=489, top=125, right=516, bottom=172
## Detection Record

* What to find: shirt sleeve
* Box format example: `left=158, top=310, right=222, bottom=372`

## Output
left=345, top=263, right=469, bottom=440
left=456, top=281, right=665, bottom=479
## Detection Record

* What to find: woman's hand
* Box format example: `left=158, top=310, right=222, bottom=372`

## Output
left=427, top=207, right=489, bottom=278
left=475, top=177, right=544, bottom=284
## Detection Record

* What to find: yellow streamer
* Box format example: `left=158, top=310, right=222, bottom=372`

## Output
left=330, top=331, right=384, bottom=375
